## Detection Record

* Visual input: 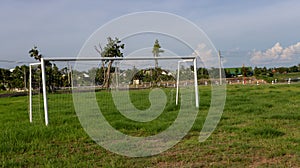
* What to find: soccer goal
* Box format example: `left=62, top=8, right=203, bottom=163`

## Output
left=29, top=56, right=199, bottom=125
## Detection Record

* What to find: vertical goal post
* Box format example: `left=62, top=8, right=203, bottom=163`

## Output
left=31, top=56, right=199, bottom=126
left=176, top=58, right=199, bottom=107
left=29, top=62, right=41, bottom=123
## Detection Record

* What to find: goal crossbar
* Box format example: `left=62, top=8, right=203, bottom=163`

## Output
left=43, top=56, right=196, bottom=62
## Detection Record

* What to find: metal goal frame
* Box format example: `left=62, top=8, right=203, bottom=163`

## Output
left=29, top=56, right=199, bottom=125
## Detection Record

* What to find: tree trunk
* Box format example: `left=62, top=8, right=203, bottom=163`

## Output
left=104, top=61, right=113, bottom=89
left=155, top=58, right=158, bottom=69
left=101, top=61, right=106, bottom=88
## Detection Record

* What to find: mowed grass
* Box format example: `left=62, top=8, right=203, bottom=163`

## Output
left=0, top=84, right=300, bottom=167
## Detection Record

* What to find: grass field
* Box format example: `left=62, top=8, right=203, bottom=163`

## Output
left=0, top=84, right=300, bottom=167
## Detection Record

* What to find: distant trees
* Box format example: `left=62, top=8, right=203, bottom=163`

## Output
left=1, top=62, right=300, bottom=91
left=0, top=46, right=45, bottom=90
left=225, top=69, right=233, bottom=78
left=132, top=68, right=175, bottom=83
left=0, top=68, right=11, bottom=90
left=197, top=67, right=209, bottom=79
left=254, top=65, right=300, bottom=77
left=254, top=66, right=262, bottom=76
left=11, top=65, right=29, bottom=90
left=252, top=65, right=300, bottom=83
left=235, top=68, right=239, bottom=76
left=290, top=65, right=298, bottom=72
left=0, top=66, right=29, bottom=91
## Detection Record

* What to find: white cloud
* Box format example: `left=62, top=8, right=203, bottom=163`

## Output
left=250, top=42, right=300, bottom=65
left=281, top=42, right=300, bottom=60
left=200, top=1, right=300, bottom=50
left=192, top=43, right=212, bottom=62
left=192, top=43, right=225, bottom=68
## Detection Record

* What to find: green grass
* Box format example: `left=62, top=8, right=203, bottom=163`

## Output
left=0, top=84, right=300, bottom=167
left=260, top=72, right=300, bottom=83
left=274, top=72, right=300, bottom=80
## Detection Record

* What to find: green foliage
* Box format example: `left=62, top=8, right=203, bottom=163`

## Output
left=197, top=67, right=209, bottom=79
left=88, top=67, right=105, bottom=85
left=0, top=65, right=29, bottom=91
left=0, top=68, right=12, bottom=90
left=132, top=68, right=175, bottom=83
left=29, top=46, right=42, bottom=61
left=100, top=37, right=124, bottom=59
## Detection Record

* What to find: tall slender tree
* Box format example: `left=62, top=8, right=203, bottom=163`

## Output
left=28, top=46, right=54, bottom=92
left=152, top=39, right=164, bottom=69
left=95, top=37, right=124, bottom=89
left=29, top=46, right=43, bottom=61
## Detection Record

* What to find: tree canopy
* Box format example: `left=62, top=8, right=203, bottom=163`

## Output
left=29, top=46, right=42, bottom=61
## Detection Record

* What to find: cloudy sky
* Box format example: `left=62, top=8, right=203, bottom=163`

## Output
left=0, top=0, right=299, bottom=68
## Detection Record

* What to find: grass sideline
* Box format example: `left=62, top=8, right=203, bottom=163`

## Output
left=0, top=84, right=299, bottom=167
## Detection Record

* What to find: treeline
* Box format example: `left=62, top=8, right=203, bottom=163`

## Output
left=1, top=64, right=299, bottom=91
left=0, top=65, right=29, bottom=91
left=253, top=65, right=300, bottom=83
left=254, top=64, right=300, bottom=77
left=0, top=64, right=71, bottom=92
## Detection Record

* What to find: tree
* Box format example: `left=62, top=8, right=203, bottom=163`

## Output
left=289, top=65, right=298, bottom=72
left=95, top=37, right=124, bottom=89
left=254, top=67, right=261, bottom=76
left=29, top=46, right=43, bottom=61
left=88, top=67, right=104, bottom=86
left=0, top=68, right=11, bottom=90
left=152, top=39, right=164, bottom=69
left=28, top=46, right=55, bottom=92
left=225, top=69, right=232, bottom=78
left=11, top=65, right=29, bottom=90
left=197, top=67, right=209, bottom=79
left=235, top=68, right=239, bottom=77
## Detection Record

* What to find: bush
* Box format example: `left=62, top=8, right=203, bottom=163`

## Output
left=0, top=84, right=6, bottom=91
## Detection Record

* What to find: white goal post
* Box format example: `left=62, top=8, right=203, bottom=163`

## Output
left=176, top=59, right=199, bottom=107
left=29, top=62, right=41, bottom=123
left=29, top=61, right=49, bottom=125
left=30, top=56, right=199, bottom=126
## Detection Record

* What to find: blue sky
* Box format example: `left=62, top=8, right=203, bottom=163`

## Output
left=0, top=0, right=299, bottom=68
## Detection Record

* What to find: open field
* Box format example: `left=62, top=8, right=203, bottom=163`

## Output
left=0, top=84, right=300, bottom=167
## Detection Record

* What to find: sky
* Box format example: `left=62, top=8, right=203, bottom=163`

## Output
left=0, top=0, right=299, bottom=68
